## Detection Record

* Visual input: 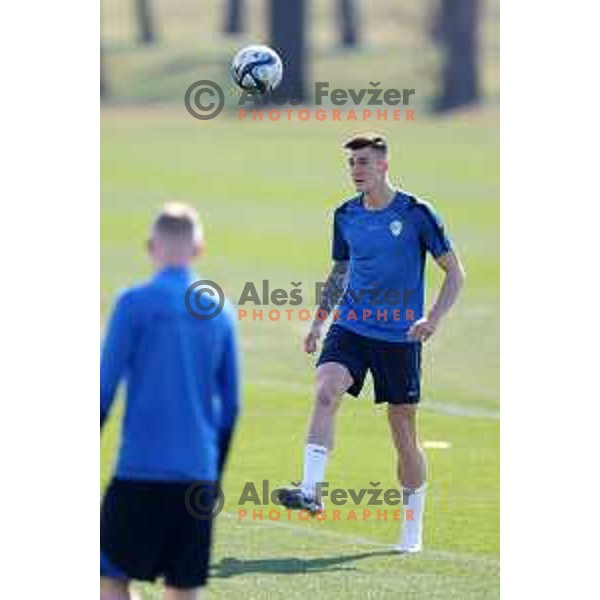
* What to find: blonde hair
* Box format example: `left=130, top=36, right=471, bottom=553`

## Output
left=151, top=203, right=203, bottom=254
left=151, top=202, right=203, bottom=260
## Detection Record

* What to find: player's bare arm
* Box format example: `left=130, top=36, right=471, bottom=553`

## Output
left=303, top=260, right=349, bottom=354
left=408, top=250, right=466, bottom=342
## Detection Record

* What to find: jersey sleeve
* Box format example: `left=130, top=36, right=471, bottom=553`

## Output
left=332, top=209, right=350, bottom=261
left=413, top=201, right=452, bottom=258
left=216, top=305, right=241, bottom=476
left=100, top=291, right=136, bottom=429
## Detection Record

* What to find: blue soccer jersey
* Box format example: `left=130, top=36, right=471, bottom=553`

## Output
left=100, top=266, right=240, bottom=482
left=331, top=190, right=452, bottom=342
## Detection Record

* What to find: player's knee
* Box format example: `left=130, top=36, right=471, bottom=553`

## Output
left=389, top=408, right=418, bottom=449
left=315, top=386, right=334, bottom=409
left=315, top=380, right=339, bottom=410
left=395, top=427, right=418, bottom=450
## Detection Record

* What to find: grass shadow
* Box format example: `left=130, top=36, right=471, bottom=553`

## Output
left=211, top=550, right=398, bottom=578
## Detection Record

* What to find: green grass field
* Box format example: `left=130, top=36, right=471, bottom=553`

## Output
left=100, top=106, right=499, bottom=598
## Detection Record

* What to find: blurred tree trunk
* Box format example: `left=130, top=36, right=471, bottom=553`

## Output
left=135, top=0, right=157, bottom=45
left=100, top=48, right=108, bottom=99
left=432, top=0, right=480, bottom=112
left=337, top=0, right=359, bottom=48
left=224, top=0, right=244, bottom=34
left=269, top=0, right=307, bottom=102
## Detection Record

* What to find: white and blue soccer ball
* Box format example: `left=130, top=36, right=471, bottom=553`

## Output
left=230, top=45, right=283, bottom=94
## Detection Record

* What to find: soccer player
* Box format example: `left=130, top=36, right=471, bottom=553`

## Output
left=100, top=203, right=240, bottom=600
left=278, top=135, right=465, bottom=553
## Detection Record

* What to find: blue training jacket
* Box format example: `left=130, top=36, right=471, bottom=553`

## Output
left=100, top=266, right=240, bottom=482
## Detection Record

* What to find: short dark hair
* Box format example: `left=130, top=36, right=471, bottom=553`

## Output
left=343, top=135, right=388, bottom=155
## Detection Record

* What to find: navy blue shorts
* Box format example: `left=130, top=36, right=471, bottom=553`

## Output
left=100, top=478, right=214, bottom=589
left=317, top=324, right=422, bottom=404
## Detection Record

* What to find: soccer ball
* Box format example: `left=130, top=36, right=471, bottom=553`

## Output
left=230, top=45, right=283, bottom=94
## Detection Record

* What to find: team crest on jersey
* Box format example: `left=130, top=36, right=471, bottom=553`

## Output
left=389, top=220, right=403, bottom=237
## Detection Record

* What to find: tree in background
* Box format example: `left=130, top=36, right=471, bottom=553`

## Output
left=224, top=0, right=244, bottom=35
left=135, top=0, right=157, bottom=45
left=337, top=0, right=359, bottom=48
left=101, top=48, right=108, bottom=99
left=431, top=0, right=480, bottom=112
left=269, top=0, right=307, bottom=102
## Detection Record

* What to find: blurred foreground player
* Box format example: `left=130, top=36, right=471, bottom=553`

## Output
left=278, top=135, right=465, bottom=553
left=100, top=203, right=240, bottom=600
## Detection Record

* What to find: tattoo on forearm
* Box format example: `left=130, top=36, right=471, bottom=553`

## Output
left=318, top=261, right=349, bottom=315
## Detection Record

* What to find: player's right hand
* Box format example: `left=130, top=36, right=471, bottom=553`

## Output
left=303, top=325, right=323, bottom=354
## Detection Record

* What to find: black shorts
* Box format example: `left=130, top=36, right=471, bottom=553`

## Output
left=100, top=478, right=214, bottom=589
left=317, top=324, right=422, bottom=404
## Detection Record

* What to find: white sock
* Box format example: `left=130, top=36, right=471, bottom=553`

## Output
left=301, top=444, right=328, bottom=499
left=397, top=483, right=426, bottom=551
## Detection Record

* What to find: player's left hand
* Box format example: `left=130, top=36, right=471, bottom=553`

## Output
left=408, top=317, right=439, bottom=342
